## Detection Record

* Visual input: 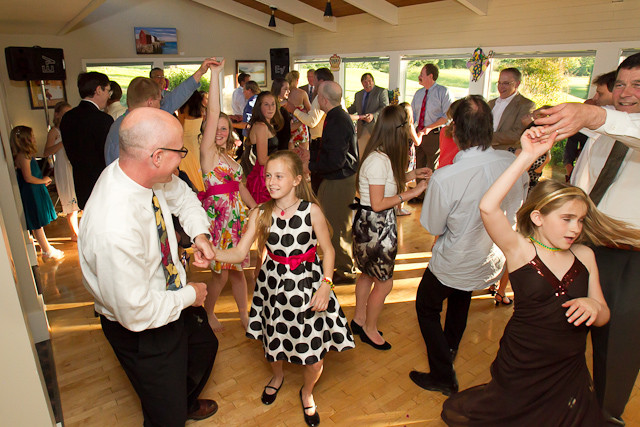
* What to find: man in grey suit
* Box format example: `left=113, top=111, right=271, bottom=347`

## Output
left=488, top=67, right=536, bottom=150
left=299, top=69, right=317, bottom=103
left=347, top=73, right=389, bottom=157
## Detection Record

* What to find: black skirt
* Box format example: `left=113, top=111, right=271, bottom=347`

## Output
left=352, top=203, right=398, bottom=281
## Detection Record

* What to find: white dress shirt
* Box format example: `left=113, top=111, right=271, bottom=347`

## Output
left=574, top=109, right=640, bottom=228
left=79, top=161, right=210, bottom=331
left=491, top=92, right=517, bottom=132
left=421, top=147, right=527, bottom=291
left=294, top=96, right=346, bottom=140
left=232, top=86, right=246, bottom=116
left=410, top=83, right=453, bottom=130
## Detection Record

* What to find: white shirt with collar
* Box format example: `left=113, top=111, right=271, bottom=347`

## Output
left=573, top=109, right=640, bottom=228
left=232, top=86, right=246, bottom=116
left=294, top=96, right=347, bottom=140
left=491, top=92, right=517, bottom=131
left=78, top=161, right=210, bottom=332
left=421, top=146, right=527, bottom=291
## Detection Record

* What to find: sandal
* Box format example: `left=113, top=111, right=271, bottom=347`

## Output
left=494, top=293, right=513, bottom=306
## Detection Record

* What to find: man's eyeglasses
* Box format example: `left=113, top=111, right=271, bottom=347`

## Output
left=151, top=147, right=189, bottom=158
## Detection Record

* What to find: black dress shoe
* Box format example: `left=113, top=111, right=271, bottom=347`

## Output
left=349, top=320, right=383, bottom=337
left=605, top=415, right=625, bottom=426
left=187, top=399, right=218, bottom=420
left=300, top=388, right=320, bottom=426
left=359, top=329, right=391, bottom=350
left=409, top=371, right=458, bottom=396
left=261, top=377, right=284, bottom=405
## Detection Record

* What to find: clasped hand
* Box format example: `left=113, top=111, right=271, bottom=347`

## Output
left=562, top=297, right=601, bottom=327
left=191, top=234, right=216, bottom=268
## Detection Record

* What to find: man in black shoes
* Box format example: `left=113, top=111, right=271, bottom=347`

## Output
left=410, top=96, right=527, bottom=396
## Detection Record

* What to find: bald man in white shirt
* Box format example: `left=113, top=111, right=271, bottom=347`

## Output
left=80, top=106, right=220, bottom=426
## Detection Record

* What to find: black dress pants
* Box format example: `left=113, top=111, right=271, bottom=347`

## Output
left=591, top=247, right=640, bottom=420
left=415, top=130, right=441, bottom=171
left=415, top=267, right=472, bottom=382
left=101, top=306, right=218, bottom=427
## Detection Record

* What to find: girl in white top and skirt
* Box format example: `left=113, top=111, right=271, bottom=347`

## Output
left=351, top=105, right=431, bottom=350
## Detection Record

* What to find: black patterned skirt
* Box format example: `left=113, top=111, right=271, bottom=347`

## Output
left=352, top=204, right=398, bottom=281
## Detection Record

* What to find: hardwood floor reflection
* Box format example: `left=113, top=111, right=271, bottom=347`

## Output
left=39, top=204, right=639, bottom=426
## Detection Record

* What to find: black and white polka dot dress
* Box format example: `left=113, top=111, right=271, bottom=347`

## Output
left=247, top=200, right=355, bottom=365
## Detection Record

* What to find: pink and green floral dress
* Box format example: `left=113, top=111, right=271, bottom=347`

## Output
left=201, top=158, right=250, bottom=273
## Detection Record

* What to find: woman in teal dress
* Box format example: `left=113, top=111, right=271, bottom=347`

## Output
left=10, top=126, right=63, bottom=261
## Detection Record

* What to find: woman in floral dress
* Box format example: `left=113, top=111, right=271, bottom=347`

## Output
left=199, top=62, right=257, bottom=331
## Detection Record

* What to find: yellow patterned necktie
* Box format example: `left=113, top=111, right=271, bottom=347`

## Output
left=152, top=192, right=182, bottom=290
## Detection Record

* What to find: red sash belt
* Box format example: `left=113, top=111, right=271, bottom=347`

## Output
left=198, top=181, right=240, bottom=201
left=267, top=246, right=317, bottom=269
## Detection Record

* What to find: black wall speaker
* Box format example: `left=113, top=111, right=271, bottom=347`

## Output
left=270, top=48, right=290, bottom=80
left=5, top=46, right=66, bottom=81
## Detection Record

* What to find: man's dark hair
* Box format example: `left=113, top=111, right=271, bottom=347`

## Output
left=423, top=63, right=439, bottom=81
left=109, top=81, right=122, bottom=102
left=238, top=72, right=250, bottom=86
left=361, top=72, right=374, bottom=83
left=500, top=67, right=522, bottom=83
left=592, top=71, right=616, bottom=93
left=618, top=52, right=640, bottom=74
left=149, top=67, right=163, bottom=78
left=77, top=72, right=110, bottom=99
left=315, top=67, right=334, bottom=82
left=452, top=95, right=493, bottom=150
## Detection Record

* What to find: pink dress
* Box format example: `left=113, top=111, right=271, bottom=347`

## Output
left=201, top=158, right=250, bottom=273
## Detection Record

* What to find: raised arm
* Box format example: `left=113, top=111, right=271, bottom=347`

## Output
left=479, top=126, right=554, bottom=259
left=199, top=59, right=225, bottom=172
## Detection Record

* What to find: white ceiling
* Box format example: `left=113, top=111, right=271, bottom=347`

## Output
left=0, top=0, right=105, bottom=35
left=0, top=0, right=488, bottom=37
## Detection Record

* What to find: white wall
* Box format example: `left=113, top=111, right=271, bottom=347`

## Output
left=291, top=0, right=640, bottom=56
left=0, top=0, right=290, bottom=151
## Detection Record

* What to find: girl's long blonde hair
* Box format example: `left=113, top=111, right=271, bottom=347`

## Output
left=517, top=180, right=640, bottom=247
left=356, top=105, right=409, bottom=195
left=10, top=125, right=36, bottom=160
left=255, top=151, right=325, bottom=251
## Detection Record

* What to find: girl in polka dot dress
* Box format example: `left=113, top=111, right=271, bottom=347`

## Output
left=213, top=150, right=354, bottom=426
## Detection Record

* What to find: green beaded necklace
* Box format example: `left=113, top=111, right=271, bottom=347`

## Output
left=529, top=236, right=562, bottom=252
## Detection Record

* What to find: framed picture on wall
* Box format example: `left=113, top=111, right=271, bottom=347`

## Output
left=134, top=27, right=178, bottom=55
left=236, top=60, right=267, bottom=87
left=27, top=80, right=67, bottom=110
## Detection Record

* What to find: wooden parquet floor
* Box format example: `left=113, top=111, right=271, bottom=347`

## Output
left=39, top=204, right=640, bottom=426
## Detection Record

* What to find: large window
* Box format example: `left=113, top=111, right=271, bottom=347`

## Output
left=403, top=57, right=470, bottom=105
left=164, top=62, right=209, bottom=91
left=85, top=63, right=152, bottom=106
left=343, top=58, right=389, bottom=107
left=295, top=62, right=330, bottom=87
left=488, top=53, right=596, bottom=107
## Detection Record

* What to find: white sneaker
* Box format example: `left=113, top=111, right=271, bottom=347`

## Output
left=42, top=248, right=64, bottom=261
